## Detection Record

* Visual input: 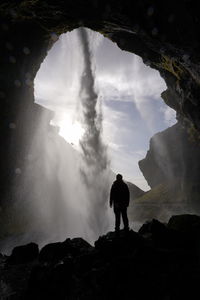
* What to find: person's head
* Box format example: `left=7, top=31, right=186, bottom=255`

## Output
left=116, top=174, right=123, bottom=181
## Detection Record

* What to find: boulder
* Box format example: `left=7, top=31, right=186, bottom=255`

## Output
left=1, top=225, right=200, bottom=300
left=138, top=219, right=191, bottom=249
left=8, top=242, right=39, bottom=264
left=95, top=230, right=144, bottom=257
left=168, top=214, right=200, bottom=235
left=39, top=238, right=93, bottom=263
left=27, top=258, right=74, bottom=299
left=69, top=237, right=93, bottom=255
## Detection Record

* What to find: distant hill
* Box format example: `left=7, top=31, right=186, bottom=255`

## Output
left=126, top=181, right=145, bottom=200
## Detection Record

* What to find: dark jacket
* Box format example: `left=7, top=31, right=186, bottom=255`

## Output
left=110, top=179, right=130, bottom=209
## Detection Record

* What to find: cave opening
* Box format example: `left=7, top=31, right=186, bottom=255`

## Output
left=34, top=27, right=176, bottom=190
left=20, top=27, right=176, bottom=246
left=3, top=26, right=197, bottom=256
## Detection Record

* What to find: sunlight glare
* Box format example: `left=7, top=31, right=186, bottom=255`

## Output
left=58, top=118, right=84, bottom=147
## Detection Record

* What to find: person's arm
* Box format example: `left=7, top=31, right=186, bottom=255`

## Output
left=126, top=184, right=130, bottom=206
left=110, top=185, right=114, bottom=207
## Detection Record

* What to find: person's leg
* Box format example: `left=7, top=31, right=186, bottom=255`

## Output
left=114, top=207, right=121, bottom=232
left=122, top=207, right=129, bottom=231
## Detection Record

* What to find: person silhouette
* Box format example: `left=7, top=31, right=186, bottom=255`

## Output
left=110, top=174, right=130, bottom=233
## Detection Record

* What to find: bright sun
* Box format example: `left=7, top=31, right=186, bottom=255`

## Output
left=58, top=119, right=84, bottom=147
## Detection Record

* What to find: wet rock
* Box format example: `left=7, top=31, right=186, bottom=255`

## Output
left=69, top=237, right=93, bottom=255
left=8, top=242, right=39, bottom=264
left=139, top=218, right=167, bottom=236
left=39, top=239, right=71, bottom=263
left=1, top=218, right=200, bottom=299
left=73, top=250, right=101, bottom=276
left=27, top=258, right=74, bottom=300
left=95, top=230, right=145, bottom=257
left=138, top=219, right=192, bottom=249
left=168, top=214, right=200, bottom=234
left=39, top=238, right=93, bottom=263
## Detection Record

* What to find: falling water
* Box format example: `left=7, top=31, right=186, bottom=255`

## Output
left=28, top=27, right=113, bottom=244
left=0, top=28, right=113, bottom=254
left=77, top=28, right=111, bottom=236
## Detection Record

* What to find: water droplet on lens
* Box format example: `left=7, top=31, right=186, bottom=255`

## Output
left=23, top=47, right=30, bottom=55
left=152, top=27, right=158, bottom=36
left=9, top=56, right=16, bottom=63
left=15, top=168, right=22, bottom=175
left=14, top=80, right=21, bottom=87
left=9, top=123, right=16, bottom=129
left=25, top=72, right=31, bottom=79
left=51, top=33, right=58, bottom=42
left=25, top=79, right=32, bottom=86
left=147, top=6, right=154, bottom=16
left=6, top=42, right=13, bottom=50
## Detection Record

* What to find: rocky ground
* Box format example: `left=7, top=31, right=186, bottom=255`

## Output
left=0, top=214, right=200, bottom=300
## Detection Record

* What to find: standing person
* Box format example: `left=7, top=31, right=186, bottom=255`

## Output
left=110, top=174, right=130, bottom=233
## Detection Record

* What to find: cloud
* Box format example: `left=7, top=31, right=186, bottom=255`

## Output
left=92, top=33, right=176, bottom=134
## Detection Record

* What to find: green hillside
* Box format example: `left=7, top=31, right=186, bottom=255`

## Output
left=128, top=183, right=190, bottom=225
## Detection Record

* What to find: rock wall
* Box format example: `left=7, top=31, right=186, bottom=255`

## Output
left=0, top=18, right=51, bottom=205
left=139, top=122, right=200, bottom=208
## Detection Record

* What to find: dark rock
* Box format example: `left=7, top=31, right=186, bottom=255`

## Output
left=8, top=242, right=39, bottom=264
left=73, top=250, right=102, bottom=276
left=27, top=259, right=74, bottom=299
left=168, top=214, right=200, bottom=235
left=139, top=219, right=171, bottom=248
left=138, top=218, right=193, bottom=250
left=1, top=222, right=200, bottom=299
left=39, top=239, right=71, bottom=263
left=139, top=219, right=167, bottom=236
left=95, top=230, right=145, bottom=257
left=39, top=238, right=93, bottom=263
left=69, top=237, right=93, bottom=255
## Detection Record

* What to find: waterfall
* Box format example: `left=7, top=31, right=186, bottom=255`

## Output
left=78, top=27, right=111, bottom=237
left=0, top=28, right=113, bottom=254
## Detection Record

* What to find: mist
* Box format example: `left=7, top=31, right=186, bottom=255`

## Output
left=0, top=28, right=113, bottom=254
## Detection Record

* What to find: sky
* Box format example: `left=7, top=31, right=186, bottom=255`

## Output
left=34, top=28, right=176, bottom=191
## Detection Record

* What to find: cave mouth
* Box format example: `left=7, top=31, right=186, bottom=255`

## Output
left=34, top=27, right=176, bottom=191
left=0, top=26, right=180, bottom=254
